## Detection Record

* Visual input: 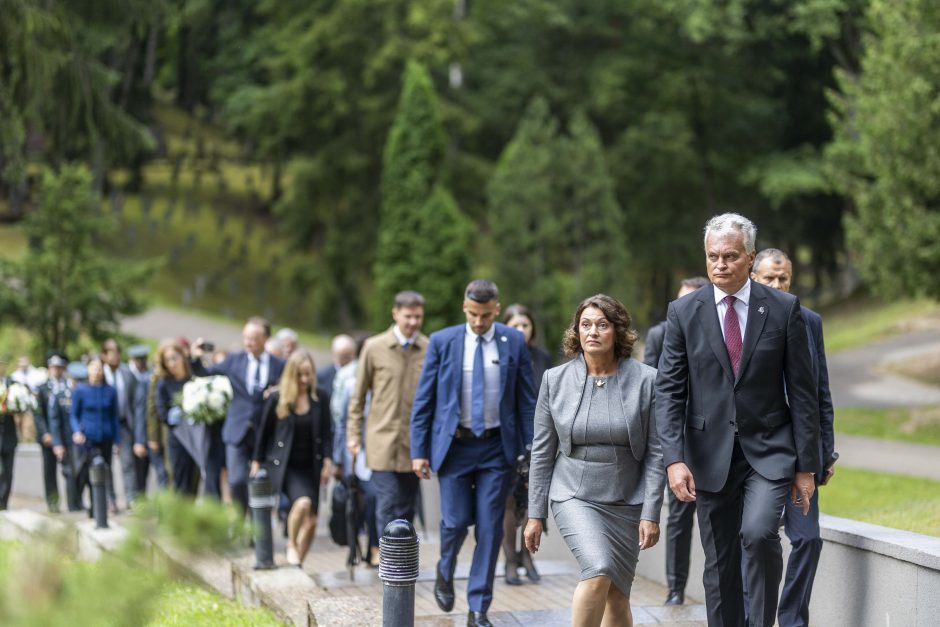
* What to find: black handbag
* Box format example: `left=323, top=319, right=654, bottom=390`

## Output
left=329, top=479, right=350, bottom=546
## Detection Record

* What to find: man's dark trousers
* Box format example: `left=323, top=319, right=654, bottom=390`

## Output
left=778, top=489, right=822, bottom=627
left=371, top=470, right=420, bottom=534
left=666, top=491, right=697, bottom=595
left=226, top=433, right=253, bottom=513
left=437, top=435, right=513, bottom=614
left=40, top=443, right=60, bottom=510
left=697, top=439, right=789, bottom=627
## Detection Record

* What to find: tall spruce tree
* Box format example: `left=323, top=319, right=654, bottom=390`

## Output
left=373, top=61, right=472, bottom=330
left=487, top=97, right=567, bottom=344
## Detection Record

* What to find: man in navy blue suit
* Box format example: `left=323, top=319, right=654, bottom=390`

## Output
left=750, top=249, right=836, bottom=627
left=193, top=317, right=285, bottom=513
left=411, top=280, right=536, bottom=627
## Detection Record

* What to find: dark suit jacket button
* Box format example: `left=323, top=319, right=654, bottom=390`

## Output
left=277, top=441, right=284, bottom=447
left=273, top=459, right=280, bottom=466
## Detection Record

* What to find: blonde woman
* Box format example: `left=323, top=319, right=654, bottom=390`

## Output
left=252, top=350, right=333, bottom=566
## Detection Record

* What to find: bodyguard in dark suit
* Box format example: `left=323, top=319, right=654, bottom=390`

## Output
left=750, top=249, right=836, bottom=627
left=411, top=280, right=536, bottom=627
left=36, top=354, right=69, bottom=512
left=642, top=276, right=709, bottom=607
left=656, top=214, right=820, bottom=627
left=102, top=339, right=146, bottom=505
left=48, top=362, right=86, bottom=512
left=192, top=317, right=285, bottom=512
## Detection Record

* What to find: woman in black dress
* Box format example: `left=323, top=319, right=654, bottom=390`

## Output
left=154, top=340, right=198, bottom=497
left=252, top=349, right=333, bottom=566
left=501, top=304, right=553, bottom=585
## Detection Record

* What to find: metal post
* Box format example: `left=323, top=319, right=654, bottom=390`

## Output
left=249, top=468, right=277, bottom=569
left=89, top=455, right=108, bottom=529
left=379, top=519, right=419, bottom=627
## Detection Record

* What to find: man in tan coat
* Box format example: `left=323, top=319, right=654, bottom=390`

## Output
left=348, top=291, right=429, bottom=535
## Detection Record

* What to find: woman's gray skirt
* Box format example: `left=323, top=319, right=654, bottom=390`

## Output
left=552, top=498, right=642, bottom=597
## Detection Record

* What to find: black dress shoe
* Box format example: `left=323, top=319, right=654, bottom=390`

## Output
left=664, top=590, right=684, bottom=605
left=434, top=562, right=455, bottom=612
left=467, top=610, right=493, bottom=627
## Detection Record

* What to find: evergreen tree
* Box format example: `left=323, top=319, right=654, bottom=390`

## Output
left=373, top=61, right=471, bottom=330
left=0, top=166, right=154, bottom=356
left=560, top=110, right=631, bottom=314
left=828, top=0, right=940, bottom=298
left=487, top=96, right=567, bottom=343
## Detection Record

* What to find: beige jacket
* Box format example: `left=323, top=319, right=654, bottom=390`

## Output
left=347, top=327, right=428, bottom=472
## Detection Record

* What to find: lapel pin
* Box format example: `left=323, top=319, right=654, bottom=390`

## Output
left=758, top=306, right=766, bottom=315
left=500, top=336, right=508, bottom=342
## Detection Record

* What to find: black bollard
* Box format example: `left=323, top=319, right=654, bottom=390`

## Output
left=249, top=468, right=277, bottom=570
left=379, top=519, right=419, bottom=627
left=89, top=455, right=109, bottom=529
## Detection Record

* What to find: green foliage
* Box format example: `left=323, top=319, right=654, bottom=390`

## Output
left=134, top=491, right=251, bottom=554
left=373, top=61, right=472, bottom=330
left=488, top=98, right=631, bottom=345
left=0, top=165, right=155, bottom=357
left=828, top=0, right=940, bottom=299
left=150, top=585, right=282, bottom=627
left=834, top=407, right=940, bottom=447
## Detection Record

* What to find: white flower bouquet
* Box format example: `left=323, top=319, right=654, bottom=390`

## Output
left=180, top=376, right=233, bottom=424
left=0, top=381, right=38, bottom=414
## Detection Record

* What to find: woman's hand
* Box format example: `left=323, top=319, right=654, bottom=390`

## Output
left=523, top=518, right=544, bottom=554
left=72, top=432, right=86, bottom=445
left=249, top=461, right=261, bottom=477
left=320, top=460, right=333, bottom=486
left=638, top=520, right=660, bottom=550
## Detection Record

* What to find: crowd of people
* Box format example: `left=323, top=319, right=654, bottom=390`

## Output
left=0, top=211, right=835, bottom=627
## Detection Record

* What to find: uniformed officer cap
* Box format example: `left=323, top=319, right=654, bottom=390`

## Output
left=47, top=355, right=68, bottom=368
left=128, top=344, right=151, bottom=359
left=67, top=362, right=88, bottom=381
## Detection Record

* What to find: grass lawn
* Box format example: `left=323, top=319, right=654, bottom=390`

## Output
left=150, top=584, right=281, bottom=627
left=821, top=466, right=940, bottom=537
left=835, top=407, right=940, bottom=447
left=819, top=296, right=940, bottom=353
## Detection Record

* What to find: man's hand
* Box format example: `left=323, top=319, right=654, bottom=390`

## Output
left=412, top=458, right=431, bottom=480
left=820, top=466, right=835, bottom=486
left=791, top=471, right=816, bottom=515
left=53, top=445, right=65, bottom=461
left=347, top=439, right=361, bottom=458
left=638, top=520, right=661, bottom=550
left=249, top=461, right=261, bottom=477
left=148, top=440, right=161, bottom=453
left=133, top=443, right=148, bottom=459
left=667, top=462, right=697, bottom=502
left=72, top=432, right=86, bottom=446
left=41, top=433, right=53, bottom=447
left=523, top=518, right=544, bottom=553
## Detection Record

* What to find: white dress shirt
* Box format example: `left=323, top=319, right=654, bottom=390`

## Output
left=714, top=280, right=751, bottom=343
left=393, top=325, right=417, bottom=348
left=246, top=352, right=271, bottom=394
left=460, top=323, right=501, bottom=430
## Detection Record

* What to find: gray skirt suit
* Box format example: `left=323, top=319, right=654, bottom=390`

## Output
left=528, top=355, right=665, bottom=596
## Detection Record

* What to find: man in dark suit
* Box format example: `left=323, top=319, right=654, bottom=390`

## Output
left=193, top=317, right=285, bottom=512
left=411, top=279, right=536, bottom=627
left=103, top=338, right=146, bottom=508
left=655, top=213, right=820, bottom=627
left=36, top=353, right=69, bottom=512
left=643, top=276, right=709, bottom=606
left=750, top=248, right=836, bottom=627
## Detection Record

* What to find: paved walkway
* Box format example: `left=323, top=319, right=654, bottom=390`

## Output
left=834, top=433, right=940, bottom=480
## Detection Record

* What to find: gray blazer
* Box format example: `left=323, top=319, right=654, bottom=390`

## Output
left=528, top=355, right=665, bottom=522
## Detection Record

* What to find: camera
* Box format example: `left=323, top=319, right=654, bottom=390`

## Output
left=202, top=341, right=215, bottom=352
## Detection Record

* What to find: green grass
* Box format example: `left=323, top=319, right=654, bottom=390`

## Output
left=0, top=224, right=27, bottom=260
left=821, top=466, right=940, bottom=537
left=149, top=584, right=282, bottom=627
left=819, top=296, right=940, bottom=353
left=835, top=407, right=940, bottom=446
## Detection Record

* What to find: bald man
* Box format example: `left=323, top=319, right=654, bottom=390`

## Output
left=318, top=335, right=357, bottom=392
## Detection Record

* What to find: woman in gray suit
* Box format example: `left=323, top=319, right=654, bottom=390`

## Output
left=524, top=294, right=665, bottom=627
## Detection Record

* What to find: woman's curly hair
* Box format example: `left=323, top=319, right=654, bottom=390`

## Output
left=562, top=294, right=638, bottom=360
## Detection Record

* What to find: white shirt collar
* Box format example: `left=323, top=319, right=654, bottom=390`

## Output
left=393, top=325, right=417, bottom=346
left=465, top=322, right=496, bottom=342
left=714, top=279, right=751, bottom=306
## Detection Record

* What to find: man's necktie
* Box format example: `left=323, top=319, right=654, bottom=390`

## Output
left=471, top=336, right=485, bottom=436
left=402, top=342, right=411, bottom=351
left=724, top=295, right=743, bottom=376
left=252, top=360, right=261, bottom=394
